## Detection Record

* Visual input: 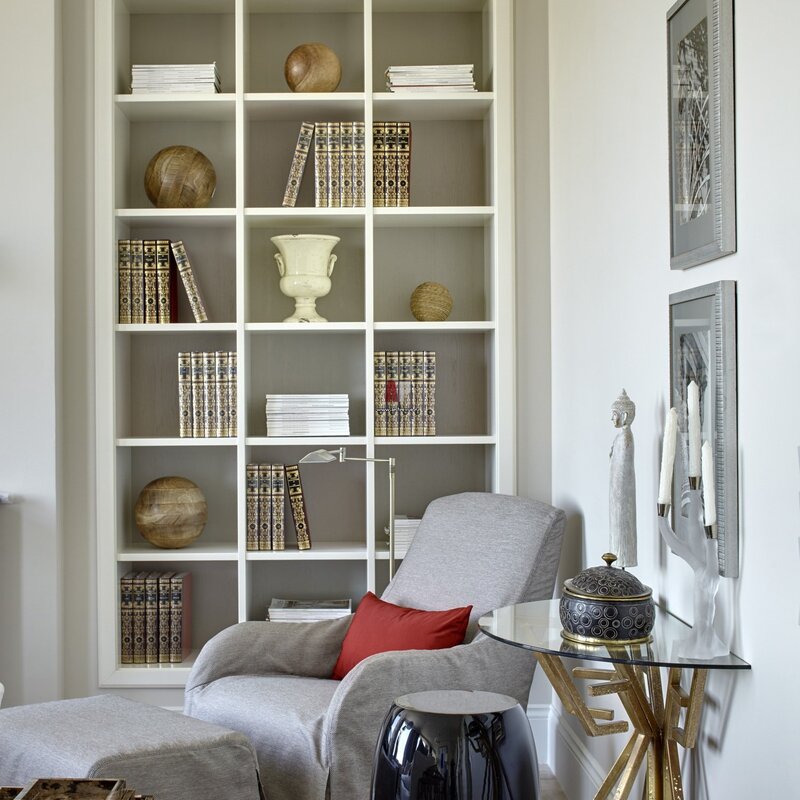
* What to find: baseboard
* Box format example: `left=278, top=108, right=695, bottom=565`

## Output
left=549, top=703, right=605, bottom=796
left=526, top=703, right=551, bottom=758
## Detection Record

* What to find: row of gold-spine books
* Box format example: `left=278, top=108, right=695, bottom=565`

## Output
left=374, top=351, right=436, bottom=436
left=118, top=239, right=208, bottom=324
left=120, top=570, right=191, bottom=665
left=246, top=463, right=312, bottom=551
left=178, top=351, right=238, bottom=438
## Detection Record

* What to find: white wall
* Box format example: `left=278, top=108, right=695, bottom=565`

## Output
left=546, top=0, right=800, bottom=796
left=0, top=0, right=63, bottom=707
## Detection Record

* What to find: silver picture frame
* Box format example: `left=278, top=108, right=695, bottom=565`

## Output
left=668, top=0, right=736, bottom=270
left=669, top=281, right=738, bottom=576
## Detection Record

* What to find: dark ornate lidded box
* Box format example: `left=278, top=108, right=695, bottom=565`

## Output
left=560, top=553, right=655, bottom=645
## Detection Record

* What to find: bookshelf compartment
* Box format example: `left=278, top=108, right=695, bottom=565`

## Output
left=246, top=333, right=367, bottom=436
left=374, top=225, right=489, bottom=322
left=246, top=560, right=367, bottom=623
left=374, top=332, right=491, bottom=437
left=246, top=222, right=365, bottom=323
left=117, top=331, right=237, bottom=439
left=116, top=220, right=237, bottom=324
left=372, top=10, right=490, bottom=92
left=245, top=7, right=365, bottom=94
left=116, top=445, right=238, bottom=554
left=116, top=5, right=236, bottom=96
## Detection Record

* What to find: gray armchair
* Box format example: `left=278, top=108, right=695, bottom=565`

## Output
left=184, top=492, right=566, bottom=800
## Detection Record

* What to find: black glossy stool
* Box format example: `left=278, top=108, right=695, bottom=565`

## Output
left=371, top=689, right=539, bottom=800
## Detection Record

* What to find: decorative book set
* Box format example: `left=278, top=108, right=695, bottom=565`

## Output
left=120, top=571, right=191, bottom=665
left=118, top=239, right=208, bottom=324
left=282, top=121, right=411, bottom=208
left=374, top=351, right=436, bottom=436
left=246, top=463, right=310, bottom=551
left=178, top=351, right=237, bottom=438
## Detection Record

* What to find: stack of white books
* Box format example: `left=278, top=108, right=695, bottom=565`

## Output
left=384, top=515, right=422, bottom=558
left=267, top=598, right=352, bottom=623
left=385, top=64, right=476, bottom=93
left=131, top=63, right=221, bottom=94
left=265, top=394, right=350, bottom=437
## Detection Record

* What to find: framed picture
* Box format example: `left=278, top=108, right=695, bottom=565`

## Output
left=669, top=281, right=738, bottom=576
left=668, top=0, right=736, bottom=270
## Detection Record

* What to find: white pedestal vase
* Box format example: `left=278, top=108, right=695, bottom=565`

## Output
left=271, top=234, right=340, bottom=323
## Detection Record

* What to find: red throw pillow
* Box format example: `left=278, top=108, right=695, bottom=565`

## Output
left=331, top=591, right=472, bottom=680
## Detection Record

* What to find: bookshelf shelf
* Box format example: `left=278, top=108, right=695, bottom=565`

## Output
left=96, top=0, right=514, bottom=689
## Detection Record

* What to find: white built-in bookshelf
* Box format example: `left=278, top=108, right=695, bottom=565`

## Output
left=95, top=0, right=515, bottom=689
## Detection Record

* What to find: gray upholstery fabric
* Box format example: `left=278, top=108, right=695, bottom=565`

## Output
left=184, top=492, right=566, bottom=800
left=0, top=695, right=262, bottom=800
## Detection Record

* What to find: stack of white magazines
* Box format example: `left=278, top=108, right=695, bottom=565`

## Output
left=385, top=64, right=476, bottom=93
left=267, top=598, right=352, bottom=622
left=131, top=63, right=221, bottom=94
left=265, top=394, right=350, bottom=436
left=384, top=516, right=422, bottom=558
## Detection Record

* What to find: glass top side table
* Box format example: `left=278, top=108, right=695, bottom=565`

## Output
left=479, top=599, right=751, bottom=800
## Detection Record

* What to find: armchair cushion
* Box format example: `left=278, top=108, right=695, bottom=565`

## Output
left=331, top=592, right=472, bottom=679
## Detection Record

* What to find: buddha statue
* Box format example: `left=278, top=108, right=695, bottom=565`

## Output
left=609, top=389, right=637, bottom=567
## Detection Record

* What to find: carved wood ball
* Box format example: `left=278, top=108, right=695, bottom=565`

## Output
left=144, top=145, right=217, bottom=208
left=134, top=476, right=208, bottom=549
left=284, top=43, right=342, bottom=93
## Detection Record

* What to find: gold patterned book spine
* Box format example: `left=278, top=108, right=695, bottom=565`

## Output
left=314, top=122, right=329, bottom=208
left=271, top=463, right=286, bottom=551
left=132, top=571, right=148, bottom=664
left=372, top=122, right=386, bottom=207
left=285, top=464, right=311, bottom=550
left=215, top=350, right=229, bottom=437
left=282, top=121, right=315, bottom=207
left=385, top=351, right=400, bottom=436
left=411, top=350, right=425, bottom=436
left=191, top=352, right=204, bottom=438
left=155, top=239, right=172, bottom=323
left=202, top=351, right=217, bottom=438
left=170, top=240, right=208, bottom=322
left=340, top=121, right=354, bottom=207
left=169, top=571, right=192, bottom=663
left=143, top=240, right=158, bottom=324
left=120, top=571, right=135, bottom=664
left=374, top=351, right=387, bottom=436
left=178, top=352, right=193, bottom=438
left=144, top=571, right=160, bottom=664
left=383, top=122, right=398, bottom=207
left=257, top=464, right=272, bottom=550
left=157, top=571, right=174, bottom=663
left=353, top=121, right=366, bottom=207
left=327, top=121, right=341, bottom=208
left=424, top=350, right=436, bottom=436
left=246, top=464, right=259, bottom=551
left=398, top=350, right=413, bottom=436
left=228, top=351, right=238, bottom=436
left=118, top=239, right=132, bottom=324
left=130, top=240, right=144, bottom=324
left=397, top=122, right=411, bottom=207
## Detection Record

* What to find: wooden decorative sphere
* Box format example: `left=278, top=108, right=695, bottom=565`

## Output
left=144, top=145, right=216, bottom=208
left=410, top=282, right=453, bottom=321
left=284, top=43, right=342, bottom=92
left=134, top=476, right=208, bottom=549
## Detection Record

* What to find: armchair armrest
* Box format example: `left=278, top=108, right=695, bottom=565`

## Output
left=323, top=634, right=536, bottom=799
left=185, top=617, right=352, bottom=693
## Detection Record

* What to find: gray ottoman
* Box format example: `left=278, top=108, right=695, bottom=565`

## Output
left=0, top=695, right=262, bottom=800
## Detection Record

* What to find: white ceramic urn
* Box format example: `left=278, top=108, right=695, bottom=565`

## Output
left=271, top=234, right=340, bottom=323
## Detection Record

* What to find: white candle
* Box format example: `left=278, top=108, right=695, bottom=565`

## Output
left=687, top=381, right=701, bottom=477
left=701, top=440, right=716, bottom=526
left=658, top=407, right=678, bottom=505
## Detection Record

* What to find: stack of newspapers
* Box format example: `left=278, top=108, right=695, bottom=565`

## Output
left=267, top=598, right=352, bottom=623
left=265, top=394, right=350, bottom=437
left=385, top=64, right=476, bottom=93
left=131, top=63, right=221, bottom=94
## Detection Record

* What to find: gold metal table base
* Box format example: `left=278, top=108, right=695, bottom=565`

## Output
left=536, top=653, right=708, bottom=800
